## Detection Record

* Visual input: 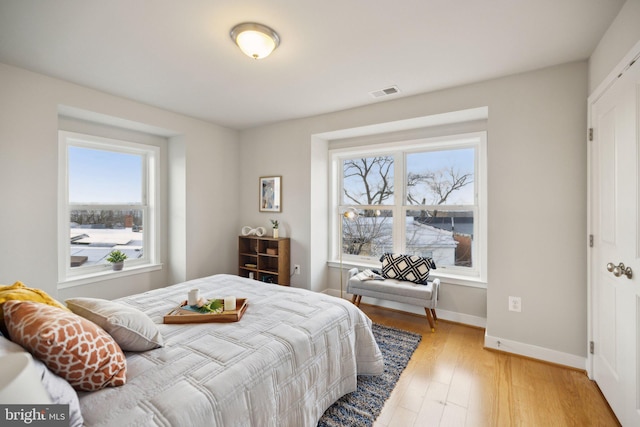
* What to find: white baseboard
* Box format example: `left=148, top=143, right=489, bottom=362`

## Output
left=435, top=308, right=486, bottom=328
left=326, top=289, right=585, bottom=370
left=484, top=333, right=587, bottom=370
left=324, top=289, right=487, bottom=328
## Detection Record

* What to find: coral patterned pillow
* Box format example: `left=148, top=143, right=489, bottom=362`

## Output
left=3, top=300, right=127, bottom=391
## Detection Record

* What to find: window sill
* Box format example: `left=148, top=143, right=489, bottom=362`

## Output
left=327, top=260, right=487, bottom=289
left=58, top=263, right=163, bottom=290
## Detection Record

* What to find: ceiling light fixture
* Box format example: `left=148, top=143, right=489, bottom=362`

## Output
left=230, top=22, right=280, bottom=60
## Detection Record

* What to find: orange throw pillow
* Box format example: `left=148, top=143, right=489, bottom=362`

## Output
left=3, top=300, right=127, bottom=391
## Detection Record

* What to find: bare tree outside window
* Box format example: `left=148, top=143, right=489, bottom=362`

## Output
left=342, top=156, right=394, bottom=205
left=342, top=156, right=394, bottom=258
left=404, top=149, right=474, bottom=267
left=340, top=148, right=475, bottom=268
left=406, top=166, right=473, bottom=205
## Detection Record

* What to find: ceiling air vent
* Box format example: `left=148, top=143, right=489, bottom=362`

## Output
left=370, top=86, right=400, bottom=98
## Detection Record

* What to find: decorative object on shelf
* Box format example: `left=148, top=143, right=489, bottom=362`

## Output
left=266, top=248, right=278, bottom=255
left=230, top=22, right=280, bottom=60
left=106, top=249, right=127, bottom=271
left=241, top=226, right=266, bottom=237
left=271, top=219, right=279, bottom=238
left=259, top=176, right=282, bottom=212
left=339, top=207, right=360, bottom=299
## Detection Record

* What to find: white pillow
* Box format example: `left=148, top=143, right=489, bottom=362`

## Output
left=65, top=297, right=164, bottom=351
left=0, top=334, right=84, bottom=427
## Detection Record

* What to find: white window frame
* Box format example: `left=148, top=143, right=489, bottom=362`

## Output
left=57, top=131, right=161, bottom=287
left=330, top=131, right=487, bottom=286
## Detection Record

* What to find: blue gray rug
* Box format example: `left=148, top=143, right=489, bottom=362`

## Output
left=318, top=323, right=422, bottom=427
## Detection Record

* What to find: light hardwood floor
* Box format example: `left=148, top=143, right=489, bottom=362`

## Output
left=358, top=304, right=620, bottom=427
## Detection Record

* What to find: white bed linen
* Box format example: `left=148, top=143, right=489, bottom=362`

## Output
left=78, top=274, right=383, bottom=427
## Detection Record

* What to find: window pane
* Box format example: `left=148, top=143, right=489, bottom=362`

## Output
left=342, top=209, right=393, bottom=258
left=406, top=148, right=474, bottom=205
left=69, top=209, right=143, bottom=268
left=405, top=209, right=474, bottom=268
left=342, top=156, right=394, bottom=205
left=69, top=146, right=143, bottom=204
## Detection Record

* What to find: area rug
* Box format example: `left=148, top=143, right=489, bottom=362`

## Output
left=318, top=323, right=422, bottom=427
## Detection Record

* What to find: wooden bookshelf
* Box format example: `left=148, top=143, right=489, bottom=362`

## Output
left=238, top=236, right=290, bottom=286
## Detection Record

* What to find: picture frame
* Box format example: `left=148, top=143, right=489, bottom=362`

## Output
left=259, top=176, right=282, bottom=212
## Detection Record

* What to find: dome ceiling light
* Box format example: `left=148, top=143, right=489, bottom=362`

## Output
left=230, top=22, right=280, bottom=60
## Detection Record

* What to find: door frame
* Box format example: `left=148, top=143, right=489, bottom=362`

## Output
left=587, top=39, right=640, bottom=379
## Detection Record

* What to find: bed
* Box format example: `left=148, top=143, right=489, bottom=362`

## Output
left=75, top=274, right=384, bottom=427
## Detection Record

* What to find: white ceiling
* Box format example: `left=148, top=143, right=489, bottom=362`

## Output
left=0, top=0, right=625, bottom=130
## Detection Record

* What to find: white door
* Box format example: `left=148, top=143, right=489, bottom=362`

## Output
left=590, top=58, right=640, bottom=426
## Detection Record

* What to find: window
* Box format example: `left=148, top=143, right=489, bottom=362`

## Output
left=332, top=132, right=486, bottom=282
left=58, top=131, right=160, bottom=283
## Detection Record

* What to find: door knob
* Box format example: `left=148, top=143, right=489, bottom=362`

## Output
left=607, top=262, right=633, bottom=279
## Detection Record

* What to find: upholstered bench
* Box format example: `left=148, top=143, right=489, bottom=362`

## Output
left=346, top=254, right=440, bottom=331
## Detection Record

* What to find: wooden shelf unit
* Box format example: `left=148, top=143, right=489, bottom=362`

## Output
left=238, top=236, right=290, bottom=286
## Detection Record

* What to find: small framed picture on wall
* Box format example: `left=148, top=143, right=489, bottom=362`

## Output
left=259, top=176, right=282, bottom=212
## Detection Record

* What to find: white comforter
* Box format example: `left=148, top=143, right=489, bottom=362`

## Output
left=78, top=274, right=384, bottom=427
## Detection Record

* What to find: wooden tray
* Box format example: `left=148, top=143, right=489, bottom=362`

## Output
left=163, top=298, right=248, bottom=324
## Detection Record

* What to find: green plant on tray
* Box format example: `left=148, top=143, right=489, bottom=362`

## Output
left=194, top=298, right=223, bottom=314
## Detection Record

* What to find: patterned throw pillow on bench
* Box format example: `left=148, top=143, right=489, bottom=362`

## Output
left=379, top=253, right=436, bottom=285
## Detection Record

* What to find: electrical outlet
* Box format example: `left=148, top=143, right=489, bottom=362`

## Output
left=509, top=296, right=522, bottom=312
left=294, top=265, right=301, bottom=275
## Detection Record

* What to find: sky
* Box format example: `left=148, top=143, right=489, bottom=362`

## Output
left=406, top=148, right=475, bottom=205
left=68, top=146, right=142, bottom=204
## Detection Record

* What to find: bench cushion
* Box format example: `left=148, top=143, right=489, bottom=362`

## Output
left=347, top=276, right=436, bottom=308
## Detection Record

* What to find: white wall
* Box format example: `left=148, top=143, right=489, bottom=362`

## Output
left=239, top=60, right=588, bottom=362
left=239, top=120, right=316, bottom=289
left=0, top=62, right=240, bottom=301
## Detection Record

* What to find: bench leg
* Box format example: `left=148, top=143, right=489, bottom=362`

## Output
left=424, top=308, right=436, bottom=332
left=351, top=295, right=362, bottom=307
left=431, top=308, right=438, bottom=322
